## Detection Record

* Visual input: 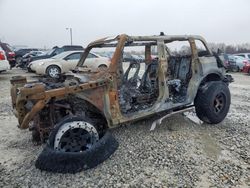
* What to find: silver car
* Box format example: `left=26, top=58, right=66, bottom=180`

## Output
left=229, top=55, right=249, bottom=71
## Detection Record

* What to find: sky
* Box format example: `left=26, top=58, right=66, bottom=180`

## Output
left=0, top=0, right=250, bottom=48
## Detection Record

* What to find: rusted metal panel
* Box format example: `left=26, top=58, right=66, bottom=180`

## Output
left=11, top=77, right=109, bottom=129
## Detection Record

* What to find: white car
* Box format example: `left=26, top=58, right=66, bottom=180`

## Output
left=29, top=51, right=110, bottom=77
left=0, top=46, right=10, bottom=73
left=81, top=52, right=111, bottom=70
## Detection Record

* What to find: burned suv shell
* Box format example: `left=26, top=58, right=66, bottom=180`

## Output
left=11, top=34, right=232, bottom=142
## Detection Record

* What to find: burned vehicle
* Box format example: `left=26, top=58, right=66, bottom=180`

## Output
left=10, top=34, right=232, bottom=173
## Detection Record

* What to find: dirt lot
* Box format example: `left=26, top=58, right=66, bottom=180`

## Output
left=0, top=69, right=249, bottom=187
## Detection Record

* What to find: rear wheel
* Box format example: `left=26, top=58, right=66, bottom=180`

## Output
left=46, top=65, right=61, bottom=78
left=194, top=81, right=231, bottom=124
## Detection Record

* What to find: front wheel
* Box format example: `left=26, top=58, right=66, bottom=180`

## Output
left=46, top=65, right=61, bottom=78
left=194, top=81, right=231, bottom=124
left=51, top=117, right=100, bottom=152
left=35, top=116, right=118, bottom=173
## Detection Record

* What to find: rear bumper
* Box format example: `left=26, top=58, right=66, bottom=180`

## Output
left=0, top=60, right=10, bottom=71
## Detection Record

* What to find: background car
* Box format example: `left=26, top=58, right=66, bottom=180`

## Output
left=23, top=50, right=45, bottom=58
left=14, top=48, right=38, bottom=63
left=81, top=52, right=111, bottom=70
left=28, top=45, right=84, bottom=63
left=222, top=54, right=238, bottom=72
left=229, top=55, right=249, bottom=71
left=29, top=51, right=83, bottom=77
left=0, top=46, right=10, bottom=73
left=17, top=50, right=46, bottom=69
left=29, top=51, right=110, bottom=77
left=0, top=42, right=16, bottom=68
left=234, top=53, right=250, bottom=60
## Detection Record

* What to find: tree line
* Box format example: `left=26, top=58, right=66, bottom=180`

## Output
left=208, top=43, right=250, bottom=54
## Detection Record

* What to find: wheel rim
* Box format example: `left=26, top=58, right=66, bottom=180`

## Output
left=213, top=93, right=225, bottom=114
left=54, top=121, right=99, bottom=152
left=48, top=67, right=60, bottom=77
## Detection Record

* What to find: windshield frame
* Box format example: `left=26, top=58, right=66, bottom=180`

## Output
left=77, top=36, right=120, bottom=67
left=77, top=35, right=158, bottom=68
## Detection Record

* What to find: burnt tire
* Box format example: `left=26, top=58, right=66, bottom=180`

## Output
left=35, top=131, right=118, bottom=173
left=35, top=116, right=118, bottom=173
left=194, top=81, right=230, bottom=124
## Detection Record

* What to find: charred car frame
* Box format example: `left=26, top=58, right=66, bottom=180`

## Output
left=10, top=34, right=232, bottom=172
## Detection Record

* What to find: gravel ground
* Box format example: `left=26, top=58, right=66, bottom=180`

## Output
left=0, top=69, right=249, bottom=188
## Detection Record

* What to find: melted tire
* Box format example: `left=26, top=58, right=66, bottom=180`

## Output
left=194, top=81, right=231, bottom=124
left=35, top=131, right=118, bottom=173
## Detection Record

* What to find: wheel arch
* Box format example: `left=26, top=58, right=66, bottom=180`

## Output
left=193, top=72, right=224, bottom=100
left=98, top=64, right=108, bottom=68
left=68, top=95, right=109, bottom=131
left=200, top=72, right=222, bottom=84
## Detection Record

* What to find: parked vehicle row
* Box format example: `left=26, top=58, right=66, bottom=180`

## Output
left=1, top=40, right=250, bottom=77
left=232, top=55, right=249, bottom=71
left=221, top=53, right=250, bottom=74
left=29, top=45, right=84, bottom=62
left=17, top=45, right=84, bottom=69
left=233, top=53, right=250, bottom=75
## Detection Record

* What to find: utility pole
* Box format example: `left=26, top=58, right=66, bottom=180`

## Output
left=66, top=28, right=73, bottom=45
